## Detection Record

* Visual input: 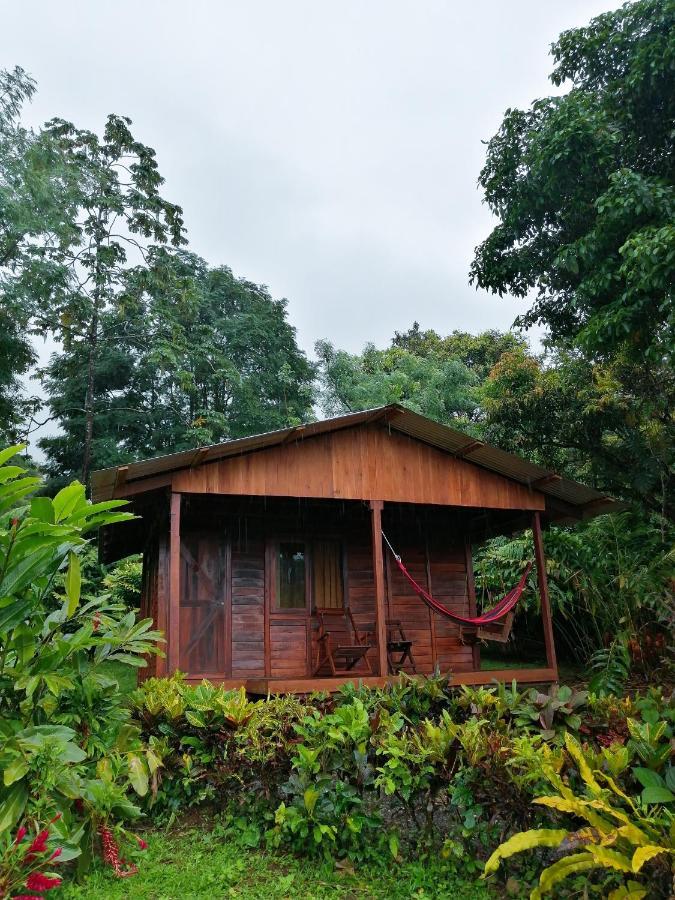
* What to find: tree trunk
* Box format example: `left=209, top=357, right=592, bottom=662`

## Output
left=81, top=234, right=102, bottom=490
left=81, top=304, right=98, bottom=490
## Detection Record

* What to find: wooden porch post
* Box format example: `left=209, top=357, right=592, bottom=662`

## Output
left=464, top=537, right=480, bottom=671
left=168, top=492, right=181, bottom=674
left=532, top=511, right=558, bottom=677
left=370, top=500, right=388, bottom=677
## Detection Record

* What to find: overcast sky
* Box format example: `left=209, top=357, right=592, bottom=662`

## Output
left=5, top=0, right=615, bottom=360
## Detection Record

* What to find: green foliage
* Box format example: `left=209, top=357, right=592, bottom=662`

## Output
left=471, top=0, right=674, bottom=521
left=471, top=0, right=674, bottom=364
left=483, top=732, right=675, bottom=898
left=119, top=249, right=316, bottom=454
left=0, top=445, right=163, bottom=869
left=391, top=323, right=527, bottom=382
left=0, top=67, right=77, bottom=444
left=481, top=347, right=674, bottom=521
left=126, top=670, right=673, bottom=885
left=590, top=635, right=632, bottom=697
left=102, top=555, right=142, bottom=609
left=27, top=111, right=186, bottom=487
left=314, top=339, right=477, bottom=424
left=511, top=685, right=588, bottom=742
left=474, top=512, right=674, bottom=665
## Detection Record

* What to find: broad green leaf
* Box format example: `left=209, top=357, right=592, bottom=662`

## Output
left=303, top=787, right=320, bottom=815
left=633, top=768, right=664, bottom=789
left=127, top=753, right=149, bottom=797
left=184, top=709, right=206, bottom=728
left=52, top=481, right=86, bottom=523
left=43, top=674, right=75, bottom=696
left=3, top=757, right=28, bottom=786
left=0, top=782, right=28, bottom=833
left=482, top=828, right=568, bottom=876
left=0, top=445, right=26, bottom=467
left=641, top=785, right=675, bottom=804
left=0, top=466, right=28, bottom=485
left=0, top=597, right=32, bottom=634
left=30, top=497, right=54, bottom=523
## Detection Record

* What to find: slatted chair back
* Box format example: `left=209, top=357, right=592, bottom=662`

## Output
left=386, top=619, right=417, bottom=674
left=313, top=608, right=373, bottom=676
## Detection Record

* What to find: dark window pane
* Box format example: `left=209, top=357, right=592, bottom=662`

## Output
left=278, top=542, right=306, bottom=609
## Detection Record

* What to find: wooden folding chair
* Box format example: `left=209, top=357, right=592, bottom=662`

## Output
left=313, top=608, right=373, bottom=676
left=386, top=620, right=417, bottom=674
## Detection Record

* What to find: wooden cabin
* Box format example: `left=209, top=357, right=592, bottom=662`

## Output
left=92, top=405, right=616, bottom=692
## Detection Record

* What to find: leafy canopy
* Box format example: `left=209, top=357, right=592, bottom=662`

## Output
left=470, top=0, right=674, bottom=364
left=315, top=338, right=477, bottom=425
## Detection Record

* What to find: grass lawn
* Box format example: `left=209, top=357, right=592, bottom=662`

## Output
left=58, top=827, right=490, bottom=899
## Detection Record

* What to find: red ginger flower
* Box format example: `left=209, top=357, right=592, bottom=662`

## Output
left=48, top=848, right=62, bottom=861
left=25, top=872, right=62, bottom=891
left=25, top=830, right=49, bottom=861
left=13, top=825, right=27, bottom=846
left=99, top=826, right=138, bottom=878
left=136, top=837, right=148, bottom=850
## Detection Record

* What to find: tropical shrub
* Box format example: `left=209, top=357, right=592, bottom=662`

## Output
left=0, top=445, right=162, bottom=873
left=483, top=732, right=674, bottom=898
left=128, top=673, right=672, bottom=875
left=474, top=512, right=675, bottom=669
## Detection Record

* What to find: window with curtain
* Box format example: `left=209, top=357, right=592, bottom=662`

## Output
left=313, top=541, right=343, bottom=609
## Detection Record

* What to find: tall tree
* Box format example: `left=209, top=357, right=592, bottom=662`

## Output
left=41, top=248, right=316, bottom=470
left=470, top=0, right=674, bottom=518
left=0, top=67, right=77, bottom=442
left=132, top=250, right=316, bottom=450
left=20, top=115, right=186, bottom=485
left=480, top=346, right=674, bottom=518
left=470, top=0, right=674, bottom=363
left=315, top=339, right=476, bottom=424
left=392, top=323, right=526, bottom=380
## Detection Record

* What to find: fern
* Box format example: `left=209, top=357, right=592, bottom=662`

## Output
left=589, top=635, right=631, bottom=697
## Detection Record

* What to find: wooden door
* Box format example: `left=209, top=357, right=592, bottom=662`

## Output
left=179, top=530, right=231, bottom=676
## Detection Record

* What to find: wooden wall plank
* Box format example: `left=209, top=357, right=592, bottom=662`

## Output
left=172, top=425, right=545, bottom=511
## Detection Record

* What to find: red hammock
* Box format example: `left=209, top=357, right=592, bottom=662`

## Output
left=383, top=533, right=532, bottom=627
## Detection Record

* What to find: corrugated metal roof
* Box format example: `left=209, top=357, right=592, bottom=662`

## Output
left=91, top=404, right=617, bottom=517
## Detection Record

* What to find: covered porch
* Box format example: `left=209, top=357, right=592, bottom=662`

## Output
left=128, top=491, right=557, bottom=693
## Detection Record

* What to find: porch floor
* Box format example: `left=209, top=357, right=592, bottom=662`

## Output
left=180, top=667, right=558, bottom=694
